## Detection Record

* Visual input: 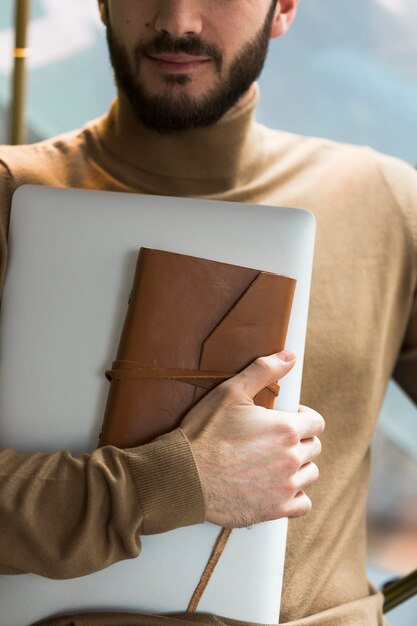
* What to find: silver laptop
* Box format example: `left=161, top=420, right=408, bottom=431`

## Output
left=0, top=185, right=315, bottom=626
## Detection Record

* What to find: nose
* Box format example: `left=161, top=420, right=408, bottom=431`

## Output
left=154, top=0, right=203, bottom=37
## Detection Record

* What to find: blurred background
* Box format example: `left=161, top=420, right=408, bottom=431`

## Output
left=1, top=0, right=417, bottom=623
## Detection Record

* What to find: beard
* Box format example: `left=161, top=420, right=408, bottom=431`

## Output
left=105, top=2, right=277, bottom=134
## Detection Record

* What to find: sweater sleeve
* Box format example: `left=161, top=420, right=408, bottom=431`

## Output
left=0, top=430, right=205, bottom=580
left=0, top=161, right=205, bottom=580
left=376, top=155, right=417, bottom=404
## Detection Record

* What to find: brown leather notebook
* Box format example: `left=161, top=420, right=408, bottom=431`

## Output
left=99, top=248, right=296, bottom=448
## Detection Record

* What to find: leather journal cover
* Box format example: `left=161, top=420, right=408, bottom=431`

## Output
left=100, top=248, right=296, bottom=448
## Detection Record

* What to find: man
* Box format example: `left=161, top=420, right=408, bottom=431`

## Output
left=0, top=1, right=415, bottom=625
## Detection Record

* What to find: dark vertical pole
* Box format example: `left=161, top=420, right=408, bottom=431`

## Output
left=10, top=0, right=31, bottom=145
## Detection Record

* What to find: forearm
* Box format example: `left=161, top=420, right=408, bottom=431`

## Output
left=0, top=429, right=204, bottom=579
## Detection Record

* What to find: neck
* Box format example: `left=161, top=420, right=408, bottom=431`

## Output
left=96, top=84, right=263, bottom=196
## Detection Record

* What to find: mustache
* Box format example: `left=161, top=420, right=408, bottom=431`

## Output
left=135, top=32, right=223, bottom=70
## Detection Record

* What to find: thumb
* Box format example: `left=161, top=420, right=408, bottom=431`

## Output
left=233, top=350, right=296, bottom=400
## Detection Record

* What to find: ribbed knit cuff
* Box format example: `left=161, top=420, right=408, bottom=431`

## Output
left=126, top=428, right=205, bottom=535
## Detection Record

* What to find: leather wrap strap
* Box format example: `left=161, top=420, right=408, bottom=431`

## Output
left=187, top=527, right=233, bottom=613
left=106, top=360, right=280, bottom=396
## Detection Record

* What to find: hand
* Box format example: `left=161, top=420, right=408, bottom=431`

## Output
left=180, top=350, right=325, bottom=528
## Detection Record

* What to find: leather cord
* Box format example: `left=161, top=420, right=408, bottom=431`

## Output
left=187, top=527, right=233, bottom=613
left=105, top=360, right=280, bottom=397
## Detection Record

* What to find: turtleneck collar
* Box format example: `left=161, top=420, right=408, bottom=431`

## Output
left=94, top=83, right=264, bottom=196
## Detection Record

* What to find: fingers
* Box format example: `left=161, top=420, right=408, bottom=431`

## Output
left=181, top=352, right=324, bottom=527
left=283, top=406, right=325, bottom=441
left=298, top=436, right=322, bottom=466
left=285, top=463, right=319, bottom=518
left=230, top=350, right=296, bottom=400
left=293, top=461, right=320, bottom=491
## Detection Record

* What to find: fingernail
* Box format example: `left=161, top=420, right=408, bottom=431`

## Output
left=276, top=349, right=296, bottom=363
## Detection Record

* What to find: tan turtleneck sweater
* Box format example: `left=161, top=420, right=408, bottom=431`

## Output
left=0, top=86, right=416, bottom=626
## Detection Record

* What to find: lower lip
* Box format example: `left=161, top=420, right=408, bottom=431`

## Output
left=146, top=56, right=211, bottom=73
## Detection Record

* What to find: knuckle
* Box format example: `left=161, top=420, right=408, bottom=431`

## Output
left=281, top=457, right=293, bottom=476
left=253, top=356, right=273, bottom=376
left=292, top=449, right=303, bottom=469
left=284, top=476, right=298, bottom=494
left=284, top=452, right=301, bottom=475
left=216, top=380, right=238, bottom=402
left=280, top=424, right=299, bottom=446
